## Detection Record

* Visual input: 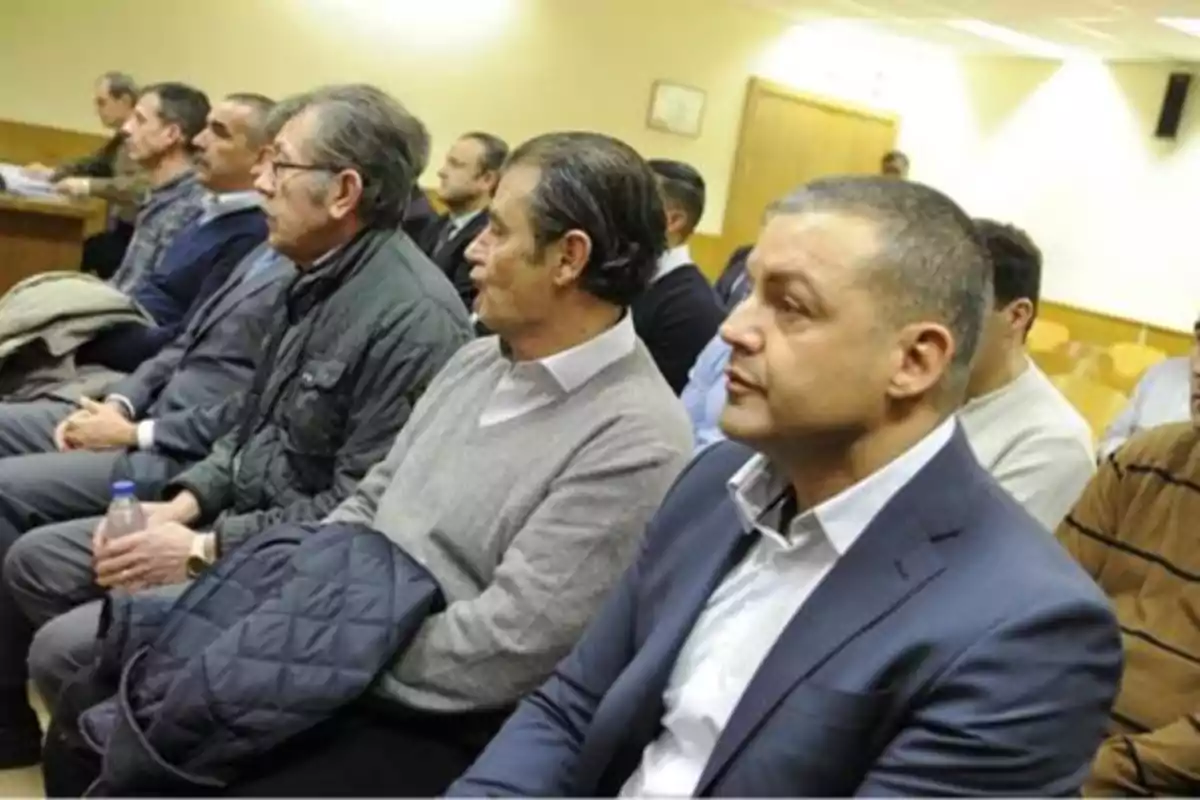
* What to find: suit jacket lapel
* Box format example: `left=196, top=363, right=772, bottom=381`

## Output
left=695, top=432, right=979, bottom=794
left=187, top=252, right=289, bottom=343
left=435, top=212, right=485, bottom=263
left=578, top=500, right=753, bottom=793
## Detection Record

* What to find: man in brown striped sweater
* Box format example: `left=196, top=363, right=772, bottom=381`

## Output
left=1057, top=314, right=1200, bottom=796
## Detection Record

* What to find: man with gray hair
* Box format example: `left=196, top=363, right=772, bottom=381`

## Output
left=8, top=86, right=469, bottom=769
left=42, top=129, right=691, bottom=796
left=46, top=71, right=140, bottom=185
left=24, top=72, right=143, bottom=278
left=449, top=176, right=1121, bottom=797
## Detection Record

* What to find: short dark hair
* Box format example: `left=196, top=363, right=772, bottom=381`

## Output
left=267, top=84, right=430, bottom=230
left=141, top=82, right=210, bottom=153
left=882, top=150, right=910, bottom=170
left=225, top=92, right=276, bottom=148
left=507, top=131, right=666, bottom=307
left=648, top=158, right=706, bottom=237
left=974, top=218, right=1042, bottom=326
left=101, top=71, right=138, bottom=102
left=462, top=131, right=509, bottom=174
left=771, top=176, right=991, bottom=400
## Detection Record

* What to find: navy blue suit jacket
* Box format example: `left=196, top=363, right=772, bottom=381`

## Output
left=79, top=207, right=268, bottom=372
left=450, top=430, right=1123, bottom=797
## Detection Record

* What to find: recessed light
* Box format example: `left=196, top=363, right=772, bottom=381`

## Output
left=946, top=19, right=1074, bottom=58
left=1159, top=17, right=1200, bottom=39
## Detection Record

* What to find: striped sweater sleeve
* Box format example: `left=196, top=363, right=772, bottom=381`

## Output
left=1055, top=450, right=1121, bottom=582
left=1087, top=716, right=1200, bottom=796
left=1057, top=428, right=1200, bottom=796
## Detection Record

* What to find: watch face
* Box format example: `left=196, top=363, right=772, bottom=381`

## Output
left=186, top=555, right=208, bottom=579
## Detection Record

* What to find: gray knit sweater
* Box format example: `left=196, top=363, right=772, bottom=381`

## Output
left=326, top=335, right=693, bottom=712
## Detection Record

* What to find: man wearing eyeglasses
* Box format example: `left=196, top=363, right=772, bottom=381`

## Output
left=1, top=85, right=470, bottom=741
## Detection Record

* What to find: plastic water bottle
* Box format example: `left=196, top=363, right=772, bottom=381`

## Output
left=103, top=481, right=146, bottom=540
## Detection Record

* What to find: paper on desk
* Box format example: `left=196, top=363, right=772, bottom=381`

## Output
left=0, top=162, right=62, bottom=199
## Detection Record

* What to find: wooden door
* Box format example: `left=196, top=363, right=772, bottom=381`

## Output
left=702, top=78, right=899, bottom=278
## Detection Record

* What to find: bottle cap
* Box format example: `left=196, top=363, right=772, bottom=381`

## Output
left=111, top=480, right=137, bottom=497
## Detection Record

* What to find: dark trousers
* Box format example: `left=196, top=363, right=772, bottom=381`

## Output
left=81, top=221, right=134, bottom=281
left=0, top=517, right=38, bottom=744
left=0, top=401, right=185, bottom=742
left=44, top=692, right=509, bottom=798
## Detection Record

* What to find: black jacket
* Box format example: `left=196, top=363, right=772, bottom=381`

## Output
left=631, top=264, right=724, bottom=394
left=713, top=244, right=752, bottom=311
left=170, top=228, right=471, bottom=555
left=50, top=132, right=125, bottom=181
left=402, top=189, right=441, bottom=254
left=73, top=522, right=444, bottom=796
left=78, top=207, right=269, bottom=372
left=428, top=212, right=488, bottom=312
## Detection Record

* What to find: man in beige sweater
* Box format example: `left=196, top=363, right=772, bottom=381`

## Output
left=958, top=219, right=1094, bottom=530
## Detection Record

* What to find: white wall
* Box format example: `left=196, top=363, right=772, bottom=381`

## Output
left=753, top=22, right=1200, bottom=331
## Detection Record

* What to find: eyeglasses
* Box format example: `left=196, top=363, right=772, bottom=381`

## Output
left=263, top=158, right=340, bottom=179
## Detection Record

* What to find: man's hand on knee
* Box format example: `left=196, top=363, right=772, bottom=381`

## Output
left=93, top=523, right=198, bottom=591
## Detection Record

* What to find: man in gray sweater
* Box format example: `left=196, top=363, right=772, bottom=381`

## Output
left=196, top=131, right=694, bottom=796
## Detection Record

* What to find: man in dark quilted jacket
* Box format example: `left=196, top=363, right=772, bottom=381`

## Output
left=0, top=84, right=470, bottom=767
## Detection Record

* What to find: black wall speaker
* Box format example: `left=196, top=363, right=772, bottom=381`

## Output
left=1155, top=71, right=1193, bottom=139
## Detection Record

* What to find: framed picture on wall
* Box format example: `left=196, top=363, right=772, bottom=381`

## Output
left=647, top=80, right=707, bottom=138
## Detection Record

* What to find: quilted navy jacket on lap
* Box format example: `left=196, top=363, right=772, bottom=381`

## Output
left=75, top=521, right=444, bottom=796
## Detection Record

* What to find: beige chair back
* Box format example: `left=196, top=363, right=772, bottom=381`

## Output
left=1051, top=375, right=1129, bottom=441
left=1100, top=342, right=1168, bottom=394
left=1027, top=319, right=1070, bottom=354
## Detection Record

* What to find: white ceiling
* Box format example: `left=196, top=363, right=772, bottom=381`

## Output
left=737, top=0, right=1200, bottom=59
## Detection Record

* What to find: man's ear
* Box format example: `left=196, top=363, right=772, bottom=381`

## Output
left=164, top=122, right=185, bottom=150
left=664, top=207, right=688, bottom=240
left=887, top=321, right=955, bottom=401
left=327, top=169, right=365, bottom=222
left=482, top=169, right=501, bottom=196
left=1006, top=298, right=1035, bottom=338
left=550, top=230, right=593, bottom=288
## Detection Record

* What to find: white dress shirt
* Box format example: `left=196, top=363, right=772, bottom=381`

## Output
left=198, top=190, right=262, bottom=226
left=436, top=209, right=483, bottom=254
left=449, top=209, right=482, bottom=237
left=479, top=312, right=637, bottom=427
left=620, top=417, right=956, bottom=798
left=654, top=244, right=693, bottom=283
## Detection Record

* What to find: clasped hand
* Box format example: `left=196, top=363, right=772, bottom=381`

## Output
left=55, top=398, right=137, bottom=452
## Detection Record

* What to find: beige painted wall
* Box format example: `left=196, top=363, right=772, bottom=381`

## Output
left=0, top=0, right=786, bottom=234
left=1, top=1, right=1196, bottom=329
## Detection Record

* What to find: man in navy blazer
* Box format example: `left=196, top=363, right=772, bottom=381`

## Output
left=449, top=177, right=1122, bottom=797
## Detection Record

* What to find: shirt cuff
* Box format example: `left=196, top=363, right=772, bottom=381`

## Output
left=136, top=420, right=156, bottom=451
left=106, top=394, right=136, bottom=419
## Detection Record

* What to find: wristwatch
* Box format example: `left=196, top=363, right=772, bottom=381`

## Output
left=186, top=534, right=216, bottom=579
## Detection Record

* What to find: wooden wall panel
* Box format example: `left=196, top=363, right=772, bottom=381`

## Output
left=0, top=119, right=108, bottom=169
left=689, top=233, right=731, bottom=282
left=1038, top=301, right=1192, bottom=356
